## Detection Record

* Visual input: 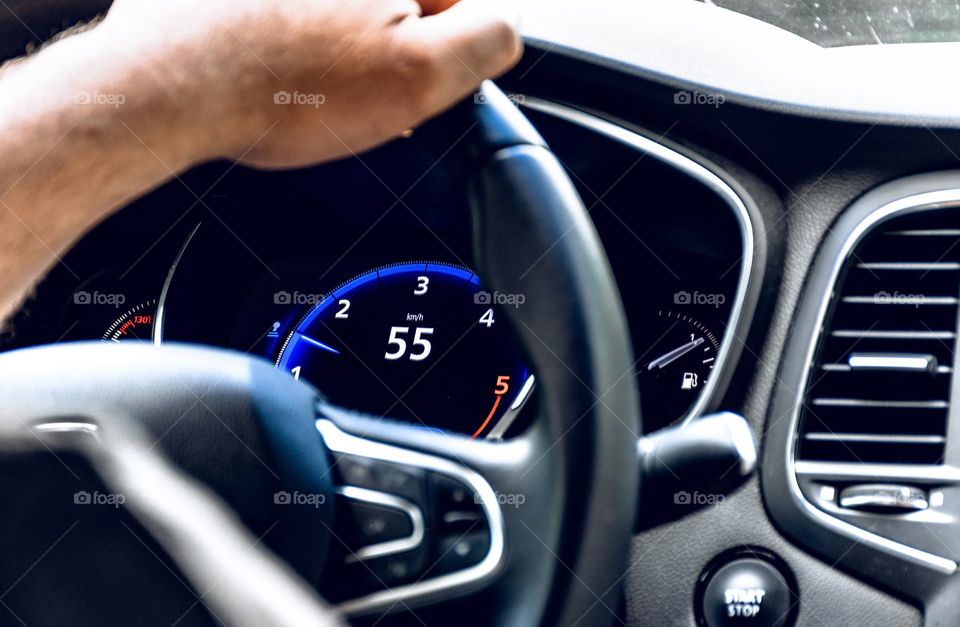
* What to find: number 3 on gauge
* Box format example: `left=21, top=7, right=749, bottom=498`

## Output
left=385, top=326, right=434, bottom=361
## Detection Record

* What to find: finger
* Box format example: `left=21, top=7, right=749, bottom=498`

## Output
left=395, top=0, right=522, bottom=111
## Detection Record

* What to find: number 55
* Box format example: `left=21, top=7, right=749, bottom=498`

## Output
left=385, top=326, right=434, bottom=361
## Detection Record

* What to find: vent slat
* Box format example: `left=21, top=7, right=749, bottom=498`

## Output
left=831, top=330, right=955, bottom=339
left=822, top=364, right=953, bottom=373
left=811, top=398, right=948, bottom=409
left=856, top=262, right=960, bottom=271
left=841, top=295, right=959, bottom=305
left=887, top=229, right=960, bottom=237
left=804, top=433, right=946, bottom=445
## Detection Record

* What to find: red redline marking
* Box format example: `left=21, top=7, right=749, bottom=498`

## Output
left=471, top=395, right=502, bottom=439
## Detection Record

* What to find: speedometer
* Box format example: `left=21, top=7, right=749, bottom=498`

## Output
left=276, top=262, right=532, bottom=437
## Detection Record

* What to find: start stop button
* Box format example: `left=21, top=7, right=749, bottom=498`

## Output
left=696, top=549, right=797, bottom=627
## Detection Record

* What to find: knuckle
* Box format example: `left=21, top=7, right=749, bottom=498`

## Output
left=395, top=43, right=443, bottom=114
left=485, top=17, right=522, bottom=66
left=399, top=40, right=441, bottom=82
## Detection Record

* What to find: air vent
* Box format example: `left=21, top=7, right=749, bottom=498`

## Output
left=798, top=212, right=960, bottom=466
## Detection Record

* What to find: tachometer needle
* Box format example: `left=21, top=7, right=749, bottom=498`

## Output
left=646, top=337, right=704, bottom=370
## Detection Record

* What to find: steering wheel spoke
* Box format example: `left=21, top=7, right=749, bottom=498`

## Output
left=314, top=403, right=555, bottom=617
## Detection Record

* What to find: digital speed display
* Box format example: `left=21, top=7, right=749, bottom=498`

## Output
left=276, top=262, right=531, bottom=437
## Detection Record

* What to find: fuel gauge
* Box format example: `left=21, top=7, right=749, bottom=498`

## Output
left=639, top=310, right=721, bottom=431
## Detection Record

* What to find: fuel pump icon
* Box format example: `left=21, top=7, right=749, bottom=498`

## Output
left=681, top=372, right=698, bottom=390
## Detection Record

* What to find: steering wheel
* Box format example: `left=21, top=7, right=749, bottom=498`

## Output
left=0, top=14, right=640, bottom=623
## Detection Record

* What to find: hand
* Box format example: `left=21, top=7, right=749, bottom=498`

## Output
left=0, top=0, right=520, bottom=319
left=99, top=0, right=523, bottom=168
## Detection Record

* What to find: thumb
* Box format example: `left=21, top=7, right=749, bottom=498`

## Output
left=395, top=0, right=522, bottom=113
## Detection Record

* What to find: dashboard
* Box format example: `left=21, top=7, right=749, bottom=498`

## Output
left=5, top=102, right=748, bottom=440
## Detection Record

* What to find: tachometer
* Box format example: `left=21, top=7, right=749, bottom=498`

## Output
left=101, top=299, right=158, bottom=342
left=276, top=262, right=532, bottom=437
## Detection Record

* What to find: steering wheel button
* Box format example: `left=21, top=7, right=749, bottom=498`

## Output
left=340, top=499, right=414, bottom=547
left=433, top=474, right=480, bottom=512
left=336, top=455, right=426, bottom=505
left=435, top=531, right=490, bottom=575
left=367, top=545, right=428, bottom=586
left=372, top=462, right=426, bottom=504
left=698, top=557, right=796, bottom=627
left=337, top=455, right=376, bottom=486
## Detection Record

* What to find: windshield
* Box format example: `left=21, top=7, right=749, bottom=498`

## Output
left=703, top=0, right=960, bottom=47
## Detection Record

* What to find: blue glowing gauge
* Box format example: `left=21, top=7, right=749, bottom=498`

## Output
left=276, top=262, right=532, bottom=438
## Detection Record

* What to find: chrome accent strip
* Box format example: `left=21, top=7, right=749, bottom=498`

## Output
left=487, top=374, right=536, bottom=440
left=847, top=354, right=936, bottom=372
left=153, top=222, right=202, bottom=345
left=838, top=485, right=929, bottom=512
left=832, top=329, right=955, bottom=339
left=796, top=460, right=960, bottom=484
left=856, top=262, right=960, bottom=270
left=520, top=98, right=755, bottom=425
left=810, top=398, right=947, bottom=409
left=33, top=421, right=99, bottom=435
left=804, top=433, right=945, bottom=445
left=786, top=189, right=960, bottom=574
left=890, top=229, right=960, bottom=236
left=510, top=374, right=536, bottom=411
left=336, top=486, right=425, bottom=563
left=842, top=295, right=959, bottom=305
left=316, top=420, right=506, bottom=616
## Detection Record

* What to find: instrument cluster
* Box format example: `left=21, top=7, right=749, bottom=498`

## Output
left=3, top=106, right=745, bottom=437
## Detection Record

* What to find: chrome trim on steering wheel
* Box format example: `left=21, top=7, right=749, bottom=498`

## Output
left=337, top=486, right=425, bottom=563
left=317, top=419, right=506, bottom=616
